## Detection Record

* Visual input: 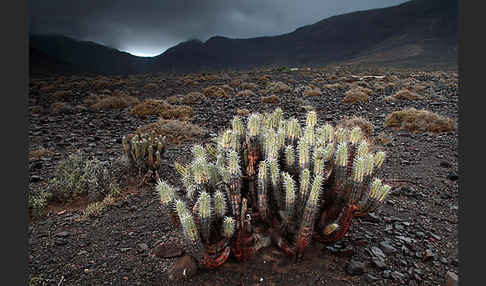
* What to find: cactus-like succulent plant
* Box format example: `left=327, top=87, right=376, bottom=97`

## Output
left=122, top=131, right=167, bottom=175
left=156, top=108, right=391, bottom=270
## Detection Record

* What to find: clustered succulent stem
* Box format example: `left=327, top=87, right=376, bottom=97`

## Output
left=156, top=108, right=391, bottom=268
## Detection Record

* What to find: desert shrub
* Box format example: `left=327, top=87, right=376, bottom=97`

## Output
left=78, top=194, right=117, bottom=221
left=130, top=99, right=193, bottom=119
left=93, top=79, right=111, bottom=89
left=160, top=105, right=194, bottom=120
left=130, top=99, right=170, bottom=115
left=267, top=81, right=291, bottom=93
left=28, top=189, right=52, bottom=217
left=183, top=78, right=197, bottom=86
left=303, top=87, right=322, bottom=96
left=384, top=108, right=456, bottom=134
left=29, top=148, right=53, bottom=161
left=83, top=94, right=103, bottom=106
left=258, top=74, right=271, bottom=82
left=336, top=116, right=374, bottom=138
left=236, top=108, right=250, bottom=116
left=230, top=79, right=242, bottom=87
left=156, top=109, right=391, bottom=270
left=323, top=83, right=344, bottom=90
left=30, top=151, right=121, bottom=216
left=167, top=92, right=205, bottom=105
left=144, top=83, right=159, bottom=90
left=240, top=82, right=258, bottom=91
left=375, top=131, right=393, bottom=146
left=343, top=88, right=369, bottom=103
left=166, top=95, right=182, bottom=104
left=203, top=86, right=226, bottom=97
left=384, top=89, right=423, bottom=102
left=261, top=95, right=280, bottom=104
left=311, top=77, right=326, bottom=86
left=137, top=119, right=206, bottom=144
left=236, top=89, right=256, bottom=97
left=50, top=102, right=71, bottom=114
left=220, top=84, right=234, bottom=95
left=356, top=86, right=373, bottom=96
left=90, top=95, right=140, bottom=110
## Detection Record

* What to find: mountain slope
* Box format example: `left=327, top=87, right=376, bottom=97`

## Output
left=29, top=0, right=458, bottom=75
left=29, top=47, right=82, bottom=76
left=151, top=0, right=457, bottom=71
left=29, top=35, right=151, bottom=75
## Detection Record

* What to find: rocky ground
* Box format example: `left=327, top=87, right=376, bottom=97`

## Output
left=28, top=66, right=459, bottom=285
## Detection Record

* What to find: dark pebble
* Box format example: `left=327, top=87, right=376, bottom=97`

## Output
left=447, top=172, right=459, bottom=181
left=346, top=260, right=366, bottom=276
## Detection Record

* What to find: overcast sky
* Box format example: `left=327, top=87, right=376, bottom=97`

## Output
left=29, top=0, right=409, bottom=57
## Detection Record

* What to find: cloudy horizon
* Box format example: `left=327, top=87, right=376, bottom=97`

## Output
left=29, top=0, right=408, bottom=57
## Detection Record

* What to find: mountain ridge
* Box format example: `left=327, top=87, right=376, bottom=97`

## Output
left=30, top=0, right=458, bottom=75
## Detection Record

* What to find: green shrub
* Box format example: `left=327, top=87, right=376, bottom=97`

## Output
left=45, top=151, right=120, bottom=203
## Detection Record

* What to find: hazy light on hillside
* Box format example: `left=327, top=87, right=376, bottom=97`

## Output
left=124, top=48, right=167, bottom=57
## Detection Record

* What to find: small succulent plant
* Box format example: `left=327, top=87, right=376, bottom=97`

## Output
left=156, top=108, right=391, bottom=270
left=122, top=131, right=167, bottom=175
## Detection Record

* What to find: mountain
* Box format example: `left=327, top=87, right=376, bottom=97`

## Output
left=29, top=47, right=82, bottom=76
left=29, top=35, right=151, bottom=75
left=29, top=0, right=458, bottom=75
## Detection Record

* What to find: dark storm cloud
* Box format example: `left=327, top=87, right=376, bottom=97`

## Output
left=29, top=0, right=408, bottom=56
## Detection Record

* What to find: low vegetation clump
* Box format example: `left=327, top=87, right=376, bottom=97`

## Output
left=89, top=94, right=141, bottom=110
left=236, top=89, right=256, bottom=97
left=29, top=151, right=121, bottom=216
left=258, top=74, right=271, bottom=82
left=220, top=84, right=234, bottom=95
left=267, top=81, right=291, bottom=93
left=47, top=151, right=120, bottom=202
left=50, top=102, right=71, bottom=114
left=323, top=83, right=344, bottom=90
left=130, top=99, right=193, bottom=120
left=261, top=95, right=280, bottom=104
left=203, top=86, right=226, bottom=97
left=29, top=147, right=53, bottom=161
left=303, top=87, right=322, bottom=96
left=167, top=92, right=205, bottom=104
left=343, top=88, right=369, bottom=103
left=337, top=116, right=375, bottom=138
left=240, top=82, right=258, bottom=91
left=159, top=105, right=194, bottom=120
left=375, top=131, right=393, bottom=146
left=230, top=79, right=242, bottom=87
left=78, top=194, right=117, bottom=221
left=156, top=108, right=391, bottom=272
left=92, top=79, right=112, bottom=89
left=236, top=108, right=250, bottom=116
left=166, top=92, right=205, bottom=105
left=354, top=86, right=373, bottom=96
left=137, top=119, right=207, bottom=144
left=130, top=99, right=170, bottom=116
left=144, top=83, right=159, bottom=90
left=384, top=89, right=424, bottom=102
left=384, top=108, right=456, bottom=134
